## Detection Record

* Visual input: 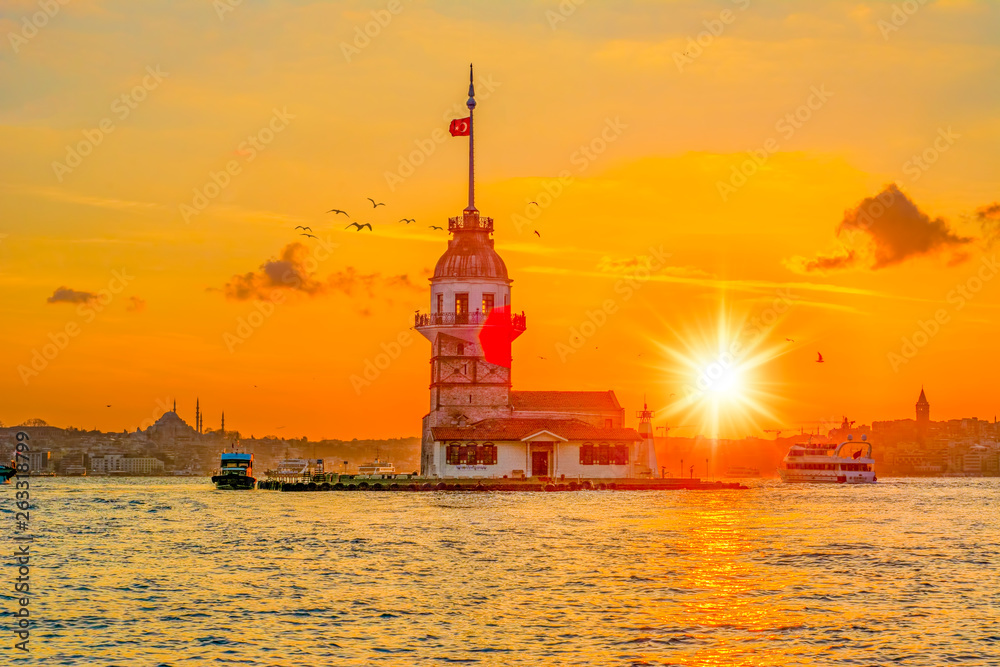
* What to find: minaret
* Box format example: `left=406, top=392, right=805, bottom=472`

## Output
left=195, top=398, right=201, bottom=434
left=414, top=65, right=526, bottom=477
left=172, top=399, right=176, bottom=413
left=221, top=411, right=225, bottom=435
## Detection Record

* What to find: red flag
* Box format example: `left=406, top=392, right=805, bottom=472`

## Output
left=449, top=117, right=470, bottom=136
left=853, top=450, right=862, bottom=459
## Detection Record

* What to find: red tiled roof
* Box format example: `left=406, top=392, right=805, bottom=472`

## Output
left=509, top=390, right=622, bottom=411
left=431, top=417, right=641, bottom=442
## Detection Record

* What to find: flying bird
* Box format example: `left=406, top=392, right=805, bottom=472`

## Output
left=367, top=198, right=385, bottom=208
left=327, top=209, right=349, bottom=216
left=816, top=352, right=824, bottom=363
left=528, top=201, right=539, bottom=206
left=429, top=225, right=444, bottom=230
left=346, top=222, right=373, bottom=231
left=295, top=226, right=312, bottom=231
left=538, top=356, right=547, bottom=360
left=399, top=218, right=415, bottom=224
left=786, top=337, right=795, bottom=342
left=533, top=230, right=541, bottom=237
left=106, top=404, right=111, bottom=407
left=301, top=233, right=318, bottom=239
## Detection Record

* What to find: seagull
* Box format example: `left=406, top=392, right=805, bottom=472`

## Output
left=295, top=226, right=312, bottom=231
left=529, top=201, right=539, bottom=206
left=538, top=356, right=547, bottom=360
left=533, top=230, right=541, bottom=237
left=669, top=393, right=676, bottom=398
left=106, top=404, right=112, bottom=407
left=399, top=218, right=415, bottom=224
left=327, top=209, right=349, bottom=216
left=301, top=233, right=318, bottom=239
left=429, top=225, right=444, bottom=230
left=786, top=337, right=795, bottom=342
left=367, top=198, right=385, bottom=208
left=346, top=222, right=372, bottom=231
left=816, top=352, right=824, bottom=363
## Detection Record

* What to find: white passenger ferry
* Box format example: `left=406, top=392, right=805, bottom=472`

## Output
left=778, top=434, right=876, bottom=484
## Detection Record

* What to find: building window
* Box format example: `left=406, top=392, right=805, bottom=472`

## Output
left=580, top=443, right=594, bottom=465
left=597, top=443, right=610, bottom=466
left=455, top=293, right=469, bottom=323
left=447, top=443, right=461, bottom=465
left=482, top=293, right=494, bottom=315
left=605, top=418, right=613, bottom=428
left=436, top=293, right=443, bottom=314
left=457, top=344, right=464, bottom=355
left=461, top=443, right=477, bottom=465
left=482, top=443, right=497, bottom=465
left=613, top=443, right=629, bottom=465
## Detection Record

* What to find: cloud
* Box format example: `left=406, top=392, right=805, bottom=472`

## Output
left=976, top=202, right=1000, bottom=245
left=222, top=243, right=424, bottom=302
left=788, top=184, right=973, bottom=273
left=47, top=286, right=96, bottom=304
left=126, top=296, right=146, bottom=312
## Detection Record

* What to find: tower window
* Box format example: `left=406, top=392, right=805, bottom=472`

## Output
left=482, top=293, right=494, bottom=315
left=457, top=344, right=464, bottom=355
left=455, top=293, right=469, bottom=323
left=436, top=293, right=443, bottom=314
left=605, top=418, right=613, bottom=428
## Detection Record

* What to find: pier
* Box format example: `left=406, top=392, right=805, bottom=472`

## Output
left=257, top=474, right=746, bottom=492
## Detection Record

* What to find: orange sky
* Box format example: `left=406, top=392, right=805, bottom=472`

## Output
left=1, top=0, right=998, bottom=439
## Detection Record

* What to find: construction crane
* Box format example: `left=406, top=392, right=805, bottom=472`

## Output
left=763, top=429, right=783, bottom=439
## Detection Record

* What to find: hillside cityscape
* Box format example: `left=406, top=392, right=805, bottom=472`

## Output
left=1, top=389, right=996, bottom=478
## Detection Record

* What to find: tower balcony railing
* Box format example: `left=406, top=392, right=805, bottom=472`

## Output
left=414, top=310, right=526, bottom=330
left=449, top=215, right=493, bottom=233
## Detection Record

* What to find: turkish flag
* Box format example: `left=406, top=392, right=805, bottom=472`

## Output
left=449, top=117, right=471, bottom=136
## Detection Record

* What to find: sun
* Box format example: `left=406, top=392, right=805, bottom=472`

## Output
left=652, top=302, right=789, bottom=439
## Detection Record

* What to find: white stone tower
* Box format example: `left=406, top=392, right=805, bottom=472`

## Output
left=415, top=65, right=526, bottom=476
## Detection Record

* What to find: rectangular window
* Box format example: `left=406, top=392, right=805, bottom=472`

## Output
left=482, top=293, right=494, bottom=315
left=482, top=444, right=497, bottom=465
left=580, top=443, right=594, bottom=465
left=605, top=418, right=613, bottom=429
left=613, top=444, right=629, bottom=465
left=455, top=293, right=469, bottom=323
left=598, top=443, right=610, bottom=466
left=447, top=444, right=460, bottom=465
left=436, top=293, right=443, bottom=314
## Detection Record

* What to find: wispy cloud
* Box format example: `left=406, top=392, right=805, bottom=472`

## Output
left=2, top=183, right=159, bottom=211
left=47, top=286, right=96, bottom=304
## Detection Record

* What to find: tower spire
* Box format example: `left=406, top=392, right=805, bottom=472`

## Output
left=221, top=411, right=225, bottom=435
left=466, top=63, right=477, bottom=213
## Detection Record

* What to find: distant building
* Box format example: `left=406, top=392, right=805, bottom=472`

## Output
left=916, top=387, right=930, bottom=430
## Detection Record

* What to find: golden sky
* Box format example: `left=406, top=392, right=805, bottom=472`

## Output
left=1, top=0, right=998, bottom=439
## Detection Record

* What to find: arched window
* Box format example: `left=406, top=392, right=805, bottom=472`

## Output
left=613, top=443, right=629, bottom=465
left=597, top=443, right=610, bottom=466
left=482, top=443, right=497, bottom=465
left=447, top=443, right=461, bottom=465
left=461, top=442, right=478, bottom=465
left=580, top=443, right=594, bottom=465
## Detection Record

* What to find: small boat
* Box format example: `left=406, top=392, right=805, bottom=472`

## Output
left=778, top=434, right=876, bottom=484
left=357, top=459, right=396, bottom=476
left=724, top=465, right=761, bottom=478
left=0, top=462, right=15, bottom=484
left=211, top=443, right=256, bottom=490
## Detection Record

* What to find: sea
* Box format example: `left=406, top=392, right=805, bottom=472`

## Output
left=3, top=477, right=998, bottom=666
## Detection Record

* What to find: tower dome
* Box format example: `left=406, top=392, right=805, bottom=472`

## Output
left=433, top=216, right=508, bottom=280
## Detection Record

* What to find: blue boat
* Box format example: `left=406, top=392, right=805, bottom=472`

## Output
left=211, top=446, right=256, bottom=490
left=0, top=462, right=14, bottom=484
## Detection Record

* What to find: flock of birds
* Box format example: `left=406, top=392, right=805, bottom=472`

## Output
left=289, top=197, right=442, bottom=239
left=290, top=197, right=543, bottom=239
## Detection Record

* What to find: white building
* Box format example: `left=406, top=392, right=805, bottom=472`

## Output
left=415, top=68, right=657, bottom=480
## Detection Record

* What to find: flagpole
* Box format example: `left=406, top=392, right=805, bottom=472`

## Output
left=466, top=63, right=476, bottom=212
